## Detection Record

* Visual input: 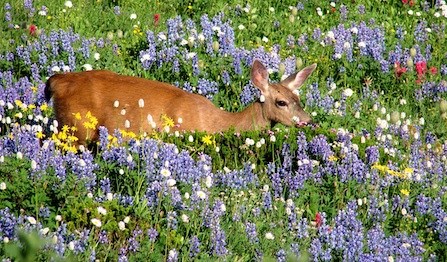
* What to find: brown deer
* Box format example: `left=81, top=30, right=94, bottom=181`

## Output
left=45, top=60, right=316, bottom=145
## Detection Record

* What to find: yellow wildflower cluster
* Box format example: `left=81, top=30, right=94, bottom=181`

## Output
left=372, top=164, right=414, bottom=179
left=82, top=111, right=98, bottom=130
left=51, top=125, right=79, bottom=153
left=161, top=114, right=175, bottom=128
left=201, top=134, right=215, bottom=147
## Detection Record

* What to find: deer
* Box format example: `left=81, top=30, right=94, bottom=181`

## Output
left=44, top=60, right=316, bottom=145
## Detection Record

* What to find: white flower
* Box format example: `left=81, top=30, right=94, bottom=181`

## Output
left=188, top=135, right=194, bottom=142
left=40, top=227, right=50, bottom=235
left=351, top=27, right=358, bottom=34
left=184, top=192, right=190, bottom=199
left=357, top=198, right=363, bottom=206
left=326, top=30, right=335, bottom=40
left=107, top=193, right=113, bottom=201
left=181, top=214, right=189, bottom=223
left=197, top=33, right=205, bottom=42
left=343, top=88, right=354, bottom=97
left=68, top=241, right=75, bottom=250
left=196, top=190, right=206, bottom=200
left=79, top=159, right=86, bottom=167
left=27, top=216, right=37, bottom=225
left=91, top=218, right=102, bottom=227
left=270, top=135, right=276, bottom=142
left=343, top=42, right=351, bottom=50
left=64, top=1, right=73, bottom=8
left=245, top=138, right=255, bottom=146
left=177, top=117, right=183, bottom=124
left=388, top=256, right=394, bottom=262
left=408, top=10, right=414, bottom=15
left=55, top=215, right=62, bottom=221
left=167, top=178, right=176, bottom=187
left=82, top=64, right=93, bottom=71
left=118, top=221, right=126, bottom=231
left=358, top=41, right=366, bottom=48
left=97, top=206, right=107, bottom=215
left=17, top=152, right=23, bottom=159
left=265, top=232, right=275, bottom=240
left=62, top=65, right=70, bottom=72
left=238, top=24, right=245, bottom=30
left=113, top=100, right=120, bottom=108
left=205, top=176, right=213, bottom=188
left=401, top=208, right=407, bottom=216
left=262, top=36, right=269, bottom=43
left=220, top=203, right=226, bottom=212
left=419, top=117, right=425, bottom=125
left=94, top=52, right=100, bottom=60
left=0, top=182, right=6, bottom=190
left=87, top=192, right=93, bottom=198
left=3, top=237, right=9, bottom=243
left=160, top=168, right=171, bottom=177
left=124, top=216, right=130, bottom=223
left=130, top=13, right=137, bottom=19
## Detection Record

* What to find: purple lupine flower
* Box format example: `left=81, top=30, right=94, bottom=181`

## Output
left=167, top=249, right=178, bottom=262
left=339, top=5, right=348, bottom=20
left=0, top=208, right=18, bottom=239
left=147, top=228, right=158, bottom=242
left=221, top=70, right=230, bottom=86
left=262, top=190, right=272, bottom=210
left=114, top=6, right=120, bottom=15
left=98, top=230, right=108, bottom=244
left=357, top=4, right=365, bottom=14
left=197, top=78, right=218, bottom=100
left=245, top=222, right=259, bottom=244
left=167, top=211, right=178, bottom=230
left=189, top=236, right=200, bottom=258
left=276, top=249, right=286, bottom=262
left=210, top=225, right=228, bottom=257
left=240, top=82, right=260, bottom=106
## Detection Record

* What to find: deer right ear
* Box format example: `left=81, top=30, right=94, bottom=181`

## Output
left=251, top=60, right=270, bottom=94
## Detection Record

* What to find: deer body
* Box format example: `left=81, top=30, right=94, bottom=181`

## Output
left=45, top=61, right=316, bottom=145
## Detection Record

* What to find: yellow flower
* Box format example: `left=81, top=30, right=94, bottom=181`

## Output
left=161, top=114, right=175, bottom=128
left=202, top=135, right=214, bottom=146
left=40, top=103, right=49, bottom=111
left=15, top=100, right=23, bottom=107
left=400, top=189, right=410, bottom=196
left=372, top=164, right=389, bottom=173
left=74, top=112, right=82, bottom=120
left=62, top=125, right=70, bottom=133
left=31, top=86, right=38, bottom=93
left=328, top=155, right=339, bottom=162
left=36, top=131, right=45, bottom=139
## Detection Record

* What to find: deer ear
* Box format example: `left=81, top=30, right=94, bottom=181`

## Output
left=281, top=63, right=317, bottom=90
left=251, top=60, right=270, bottom=94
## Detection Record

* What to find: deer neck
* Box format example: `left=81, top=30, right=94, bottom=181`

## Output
left=221, top=102, right=270, bottom=132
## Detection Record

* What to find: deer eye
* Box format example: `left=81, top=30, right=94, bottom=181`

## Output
left=276, top=100, right=288, bottom=107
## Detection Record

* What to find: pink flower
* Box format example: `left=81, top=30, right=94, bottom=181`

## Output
left=430, top=66, right=437, bottom=75
left=394, top=62, right=407, bottom=78
left=29, top=24, right=37, bottom=36
left=315, top=212, right=322, bottom=228
left=415, top=61, right=427, bottom=76
left=154, top=14, right=160, bottom=26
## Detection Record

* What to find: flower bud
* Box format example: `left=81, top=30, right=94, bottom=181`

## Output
left=289, top=14, right=295, bottom=23
left=296, top=57, right=303, bottom=69
left=390, top=111, right=400, bottom=124
left=212, top=41, right=219, bottom=52
left=406, top=57, right=413, bottom=68
left=410, top=47, right=417, bottom=57
left=440, top=99, right=447, bottom=113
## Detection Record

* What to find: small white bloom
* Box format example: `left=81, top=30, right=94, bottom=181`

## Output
left=380, top=107, right=387, bottom=115
left=97, top=206, right=107, bottom=215
left=177, top=117, right=183, bottom=124
left=82, top=64, right=93, bottom=71
left=106, top=192, right=113, bottom=200
left=124, top=216, right=130, bottom=223
left=167, top=178, right=176, bottom=187
left=262, top=36, right=269, bottom=43
left=118, top=221, right=126, bottom=231
left=68, top=241, right=75, bottom=250
left=419, top=117, right=425, bottom=125
left=326, top=30, right=335, bottom=40
left=401, top=208, right=407, bottom=216
left=354, top=111, right=360, bottom=119
left=358, top=41, right=366, bottom=48
left=55, top=215, right=62, bottom=221
left=87, top=192, right=93, bottom=198
left=130, top=13, right=137, bottom=19
left=351, top=27, right=358, bottom=34
left=259, top=94, right=265, bottom=103
left=408, top=10, right=414, bottom=15
left=0, top=182, right=6, bottom=190
left=3, top=237, right=9, bottom=243
left=160, top=168, right=171, bottom=177
left=64, top=1, right=73, bottom=8
left=181, top=214, right=189, bottom=223
left=188, top=135, right=194, bottom=142
left=205, top=176, right=213, bottom=188
left=27, top=216, right=37, bottom=225
left=270, top=135, right=276, bottom=142
left=343, top=88, right=354, bottom=97
left=196, top=190, right=207, bottom=200
left=40, top=227, right=50, bottom=235
left=265, top=232, right=275, bottom=240
left=357, top=198, right=363, bottom=206
left=343, top=42, right=351, bottom=50
left=16, top=152, right=23, bottom=159
left=91, top=218, right=102, bottom=227
left=94, top=52, right=100, bottom=60
left=184, top=192, right=190, bottom=199
left=238, top=24, right=245, bottom=30
left=388, top=256, right=394, bottom=262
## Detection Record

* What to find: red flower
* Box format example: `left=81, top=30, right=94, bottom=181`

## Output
left=430, top=66, right=437, bottom=75
left=415, top=61, right=427, bottom=76
left=315, top=212, right=322, bottom=228
left=402, top=0, right=409, bottom=3
left=394, top=62, right=407, bottom=78
left=154, top=14, right=160, bottom=26
left=29, top=24, right=37, bottom=36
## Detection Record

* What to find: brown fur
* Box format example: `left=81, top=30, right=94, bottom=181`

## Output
left=45, top=61, right=316, bottom=145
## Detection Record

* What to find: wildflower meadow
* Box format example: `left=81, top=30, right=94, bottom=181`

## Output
left=1, top=0, right=447, bottom=261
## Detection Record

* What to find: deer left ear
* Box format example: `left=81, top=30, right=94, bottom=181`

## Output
left=281, top=63, right=317, bottom=90
left=251, top=60, right=270, bottom=94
